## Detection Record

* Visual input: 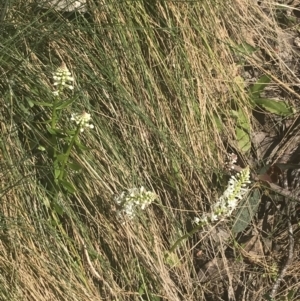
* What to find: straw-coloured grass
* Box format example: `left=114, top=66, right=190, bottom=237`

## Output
left=1, top=0, right=300, bottom=300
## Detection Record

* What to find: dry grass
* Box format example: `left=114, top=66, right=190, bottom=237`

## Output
left=1, top=0, right=300, bottom=300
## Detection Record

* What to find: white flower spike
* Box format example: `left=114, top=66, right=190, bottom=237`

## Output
left=71, top=112, right=94, bottom=132
left=53, top=62, right=74, bottom=94
left=194, top=166, right=251, bottom=226
left=114, top=186, right=157, bottom=222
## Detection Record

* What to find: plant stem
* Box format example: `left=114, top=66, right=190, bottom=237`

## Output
left=169, top=223, right=205, bottom=253
left=58, top=125, right=81, bottom=181
left=51, top=95, right=59, bottom=130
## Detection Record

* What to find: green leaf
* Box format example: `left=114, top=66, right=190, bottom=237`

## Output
left=58, top=179, right=76, bottom=193
left=231, top=108, right=251, bottom=131
left=74, top=139, right=89, bottom=151
left=46, top=127, right=67, bottom=138
left=56, top=154, right=68, bottom=162
left=149, top=295, right=161, bottom=301
left=254, top=98, right=293, bottom=116
left=164, top=251, right=181, bottom=267
left=213, top=114, right=223, bottom=130
left=38, top=145, right=46, bottom=151
left=67, top=162, right=82, bottom=172
left=236, top=109, right=250, bottom=131
left=287, top=289, right=296, bottom=300
left=42, top=197, right=50, bottom=208
left=54, top=203, right=65, bottom=216
left=233, top=75, right=245, bottom=91
left=47, top=127, right=57, bottom=135
left=56, top=96, right=77, bottom=110
left=235, top=42, right=257, bottom=56
left=26, top=98, right=35, bottom=108
left=17, top=102, right=30, bottom=116
left=54, top=168, right=61, bottom=179
left=138, top=284, right=145, bottom=295
left=232, top=189, right=261, bottom=234
left=249, top=74, right=271, bottom=96
left=230, top=110, right=239, bottom=119
left=66, top=130, right=76, bottom=136
left=29, top=100, right=53, bottom=107
left=236, top=127, right=251, bottom=153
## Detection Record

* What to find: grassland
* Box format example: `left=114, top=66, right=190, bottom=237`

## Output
left=1, top=0, right=300, bottom=300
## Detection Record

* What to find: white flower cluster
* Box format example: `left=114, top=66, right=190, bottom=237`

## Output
left=53, top=63, right=74, bottom=95
left=71, top=112, right=94, bottom=132
left=193, top=167, right=251, bottom=226
left=227, top=152, right=238, bottom=170
left=114, top=186, right=157, bottom=221
left=38, top=0, right=87, bottom=13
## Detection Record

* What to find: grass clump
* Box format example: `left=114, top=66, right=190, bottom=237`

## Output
left=1, top=0, right=300, bottom=300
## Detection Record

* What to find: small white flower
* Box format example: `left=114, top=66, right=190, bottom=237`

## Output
left=200, top=216, right=209, bottom=225
left=192, top=167, right=251, bottom=229
left=71, top=112, right=94, bottom=132
left=115, top=186, right=157, bottom=221
left=53, top=63, right=74, bottom=93
left=193, top=215, right=210, bottom=226
left=210, top=212, right=220, bottom=222
left=193, top=217, right=201, bottom=225
left=227, top=198, right=238, bottom=210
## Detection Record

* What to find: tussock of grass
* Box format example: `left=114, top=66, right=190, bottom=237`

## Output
left=1, top=0, right=300, bottom=300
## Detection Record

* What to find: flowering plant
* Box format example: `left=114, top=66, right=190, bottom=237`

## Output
left=114, top=186, right=157, bottom=222
left=30, top=63, right=94, bottom=212
left=193, top=166, right=251, bottom=226
left=169, top=166, right=251, bottom=253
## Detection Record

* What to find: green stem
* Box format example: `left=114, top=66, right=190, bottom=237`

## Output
left=169, top=222, right=205, bottom=253
left=58, top=125, right=81, bottom=181
left=51, top=95, right=59, bottom=129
